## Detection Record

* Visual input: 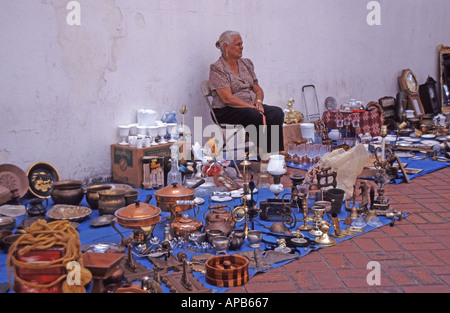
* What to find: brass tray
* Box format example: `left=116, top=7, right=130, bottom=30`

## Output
left=46, top=204, right=91, bottom=222
left=26, top=162, right=60, bottom=198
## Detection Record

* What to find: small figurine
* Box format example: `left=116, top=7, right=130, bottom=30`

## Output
left=284, top=98, right=304, bottom=124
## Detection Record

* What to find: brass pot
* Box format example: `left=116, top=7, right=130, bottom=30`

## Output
left=124, top=189, right=141, bottom=205
left=98, top=190, right=126, bottom=216
left=50, top=180, right=84, bottom=205
left=86, top=185, right=113, bottom=210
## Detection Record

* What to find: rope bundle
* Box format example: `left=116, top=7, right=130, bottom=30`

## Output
left=7, top=219, right=92, bottom=293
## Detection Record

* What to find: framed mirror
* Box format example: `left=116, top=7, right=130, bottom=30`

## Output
left=439, top=44, right=450, bottom=114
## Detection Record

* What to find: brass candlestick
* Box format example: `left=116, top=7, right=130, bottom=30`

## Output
left=309, top=204, right=326, bottom=237
left=232, top=196, right=250, bottom=238
left=298, top=190, right=313, bottom=231
left=240, top=153, right=251, bottom=182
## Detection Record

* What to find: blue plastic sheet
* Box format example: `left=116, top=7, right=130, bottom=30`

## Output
left=0, top=186, right=406, bottom=293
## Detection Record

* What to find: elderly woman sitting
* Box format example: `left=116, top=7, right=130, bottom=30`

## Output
left=208, top=30, right=285, bottom=159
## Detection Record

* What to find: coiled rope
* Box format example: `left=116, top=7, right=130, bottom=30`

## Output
left=7, top=219, right=92, bottom=293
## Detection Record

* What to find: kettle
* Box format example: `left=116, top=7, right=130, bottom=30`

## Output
left=25, top=198, right=48, bottom=217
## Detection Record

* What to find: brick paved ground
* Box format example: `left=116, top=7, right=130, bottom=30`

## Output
left=226, top=166, right=450, bottom=293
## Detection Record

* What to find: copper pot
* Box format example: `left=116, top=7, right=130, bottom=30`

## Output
left=51, top=180, right=84, bottom=205
left=114, top=195, right=161, bottom=229
left=154, top=180, right=205, bottom=213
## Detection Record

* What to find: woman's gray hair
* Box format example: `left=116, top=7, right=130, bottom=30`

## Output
left=215, top=30, right=240, bottom=54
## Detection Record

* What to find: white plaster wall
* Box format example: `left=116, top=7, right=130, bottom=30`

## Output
left=0, top=0, right=448, bottom=183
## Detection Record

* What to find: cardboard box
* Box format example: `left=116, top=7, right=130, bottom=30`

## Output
left=283, top=123, right=303, bottom=148
left=111, top=143, right=172, bottom=188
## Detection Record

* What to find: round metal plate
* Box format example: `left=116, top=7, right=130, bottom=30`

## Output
left=26, top=162, right=60, bottom=198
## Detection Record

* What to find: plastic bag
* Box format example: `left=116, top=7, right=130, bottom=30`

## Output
left=306, top=144, right=369, bottom=199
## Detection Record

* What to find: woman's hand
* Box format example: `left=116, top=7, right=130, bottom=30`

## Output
left=254, top=100, right=266, bottom=125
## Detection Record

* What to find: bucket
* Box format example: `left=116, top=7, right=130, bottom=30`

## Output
left=324, top=188, right=345, bottom=214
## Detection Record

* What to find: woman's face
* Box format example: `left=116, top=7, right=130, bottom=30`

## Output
left=225, top=35, right=243, bottom=60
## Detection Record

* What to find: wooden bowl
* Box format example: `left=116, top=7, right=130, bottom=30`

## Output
left=205, top=254, right=249, bottom=287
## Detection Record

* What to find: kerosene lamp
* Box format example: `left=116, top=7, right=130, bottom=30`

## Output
left=267, top=154, right=287, bottom=198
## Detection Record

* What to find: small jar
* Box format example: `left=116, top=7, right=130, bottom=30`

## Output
left=328, top=129, right=341, bottom=141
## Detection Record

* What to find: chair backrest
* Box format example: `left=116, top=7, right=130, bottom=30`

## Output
left=201, top=80, right=221, bottom=126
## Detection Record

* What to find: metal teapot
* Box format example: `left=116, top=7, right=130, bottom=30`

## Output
left=25, top=198, right=48, bottom=217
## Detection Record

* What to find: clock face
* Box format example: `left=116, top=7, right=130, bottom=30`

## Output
left=405, top=71, right=418, bottom=93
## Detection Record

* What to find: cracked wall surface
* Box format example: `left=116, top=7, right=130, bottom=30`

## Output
left=0, top=0, right=449, bottom=183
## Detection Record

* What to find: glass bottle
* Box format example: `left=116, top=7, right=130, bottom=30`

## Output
left=167, top=158, right=182, bottom=186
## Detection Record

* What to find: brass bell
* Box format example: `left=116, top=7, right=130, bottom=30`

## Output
left=314, top=222, right=336, bottom=246
left=364, top=209, right=378, bottom=222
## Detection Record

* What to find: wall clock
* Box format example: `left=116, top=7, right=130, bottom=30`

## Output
left=398, top=69, right=424, bottom=117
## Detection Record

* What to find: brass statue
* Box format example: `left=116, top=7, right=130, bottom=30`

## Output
left=284, top=98, right=304, bottom=124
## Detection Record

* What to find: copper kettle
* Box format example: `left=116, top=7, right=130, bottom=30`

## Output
left=204, top=204, right=236, bottom=228
left=170, top=213, right=203, bottom=239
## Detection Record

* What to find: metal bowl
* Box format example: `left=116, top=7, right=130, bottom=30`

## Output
left=46, top=204, right=92, bottom=223
left=0, top=216, right=16, bottom=231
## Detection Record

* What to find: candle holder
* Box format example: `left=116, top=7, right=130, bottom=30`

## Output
left=309, top=204, right=326, bottom=237
left=298, top=197, right=313, bottom=232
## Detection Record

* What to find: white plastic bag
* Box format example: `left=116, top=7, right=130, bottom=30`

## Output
left=306, top=144, right=369, bottom=199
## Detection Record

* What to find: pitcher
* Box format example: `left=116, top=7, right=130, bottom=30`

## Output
left=161, top=111, right=178, bottom=124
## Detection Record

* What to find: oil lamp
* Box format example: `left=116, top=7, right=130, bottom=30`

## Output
left=267, top=154, right=287, bottom=199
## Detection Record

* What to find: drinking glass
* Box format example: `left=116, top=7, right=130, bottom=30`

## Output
left=287, top=144, right=297, bottom=163
left=296, top=144, right=306, bottom=166
left=314, top=144, right=322, bottom=163
left=306, top=145, right=316, bottom=168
